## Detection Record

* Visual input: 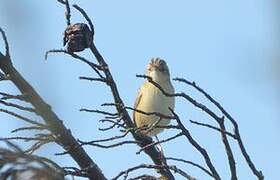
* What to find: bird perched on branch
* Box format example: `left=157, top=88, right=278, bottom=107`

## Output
left=134, top=58, right=175, bottom=137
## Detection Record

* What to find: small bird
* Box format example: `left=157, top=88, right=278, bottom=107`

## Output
left=134, top=58, right=175, bottom=137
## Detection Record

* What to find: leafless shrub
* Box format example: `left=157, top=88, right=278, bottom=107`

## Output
left=0, top=1, right=263, bottom=179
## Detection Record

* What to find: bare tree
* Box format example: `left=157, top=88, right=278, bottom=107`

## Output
left=0, top=1, right=264, bottom=180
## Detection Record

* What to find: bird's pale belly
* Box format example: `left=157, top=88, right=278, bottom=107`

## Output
left=136, top=86, right=174, bottom=136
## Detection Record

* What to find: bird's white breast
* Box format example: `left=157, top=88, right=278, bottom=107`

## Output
left=136, top=80, right=175, bottom=136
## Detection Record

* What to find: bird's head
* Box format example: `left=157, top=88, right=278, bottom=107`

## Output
left=146, top=58, right=170, bottom=82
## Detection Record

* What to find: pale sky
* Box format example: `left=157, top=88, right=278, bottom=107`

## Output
left=0, top=0, right=279, bottom=179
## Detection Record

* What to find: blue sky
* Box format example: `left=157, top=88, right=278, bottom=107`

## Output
left=0, top=0, right=279, bottom=179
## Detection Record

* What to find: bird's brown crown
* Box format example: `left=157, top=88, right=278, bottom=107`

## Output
left=146, top=58, right=169, bottom=75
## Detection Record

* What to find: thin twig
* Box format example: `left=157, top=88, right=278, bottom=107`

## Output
left=0, top=73, right=10, bottom=81
left=174, top=77, right=263, bottom=179
left=78, top=131, right=129, bottom=144
left=0, top=92, right=29, bottom=102
left=166, top=157, right=214, bottom=178
left=138, top=74, right=239, bottom=179
left=80, top=108, right=118, bottom=117
left=0, top=108, right=45, bottom=127
left=98, top=119, right=125, bottom=131
left=72, top=4, right=94, bottom=33
left=169, top=108, right=221, bottom=180
left=79, top=76, right=107, bottom=83
left=56, top=139, right=138, bottom=156
left=25, top=139, right=53, bottom=154
left=0, top=141, right=65, bottom=179
left=0, top=100, right=36, bottom=113
left=102, top=103, right=175, bottom=119
left=190, top=120, right=236, bottom=139
left=112, top=164, right=196, bottom=180
left=57, top=0, right=71, bottom=25
left=0, top=27, right=10, bottom=57
left=45, top=49, right=104, bottom=78
left=128, top=175, right=157, bottom=180
left=0, top=136, right=50, bottom=142
left=11, top=126, right=47, bottom=133
left=80, top=140, right=138, bottom=149
left=137, top=74, right=222, bottom=121
left=0, top=26, right=106, bottom=179
left=136, top=133, right=183, bottom=154
left=89, top=41, right=175, bottom=178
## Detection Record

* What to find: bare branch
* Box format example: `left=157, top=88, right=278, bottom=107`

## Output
left=112, top=164, right=196, bottom=180
left=166, top=157, right=213, bottom=178
left=56, top=133, right=135, bottom=156
left=72, top=4, right=94, bottom=33
left=86, top=35, right=176, bottom=178
left=137, top=75, right=222, bottom=122
left=128, top=175, right=157, bottom=180
left=154, top=125, right=180, bottom=130
left=174, top=77, right=263, bottom=179
left=0, top=92, right=29, bottom=102
left=137, top=74, right=238, bottom=179
left=0, top=73, right=10, bottom=81
left=102, top=103, right=175, bottom=120
left=0, top=135, right=52, bottom=142
left=45, top=49, right=104, bottom=78
left=25, top=139, right=53, bottom=154
left=99, top=119, right=125, bottom=131
left=169, top=108, right=221, bottom=180
left=79, top=140, right=138, bottom=149
left=136, top=133, right=183, bottom=154
left=190, top=120, right=236, bottom=139
left=63, top=167, right=89, bottom=178
left=57, top=0, right=71, bottom=25
left=217, top=117, right=237, bottom=180
left=78, top=131, right=129, bottom=144
left=80, top=108, right=118, bottom=117
left=0, top=1, right=264, bottom=179
left=0, top=72, right=5, bottom=80
left=0, top=27, right=10, bottom=58
left=0, top=25, right=107, bottom=179
left=0, top=141, right=64, bottom=179
left=11, top=126, right=47, bottom=133
left=79, top=76, right=107, bottom=83
left=0, top=100, right=36, bottom=113
left=0, top=108, right=45, bottom=127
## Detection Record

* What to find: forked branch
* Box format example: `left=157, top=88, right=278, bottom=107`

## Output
left=0, top=26, right=106, bottom=180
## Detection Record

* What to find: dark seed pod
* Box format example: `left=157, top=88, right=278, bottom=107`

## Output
left=63, top=23, right=93, bottom=52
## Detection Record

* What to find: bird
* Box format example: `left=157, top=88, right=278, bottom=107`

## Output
left=133, top=58, right=175, bottom=137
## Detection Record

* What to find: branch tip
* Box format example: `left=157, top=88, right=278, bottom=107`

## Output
left=72, top=4, right=94, bottom=34
left=0, top=27, right=10, bottom=58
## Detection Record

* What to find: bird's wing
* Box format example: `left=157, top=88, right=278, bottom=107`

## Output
left=133, top=87, right=143, bottom=125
